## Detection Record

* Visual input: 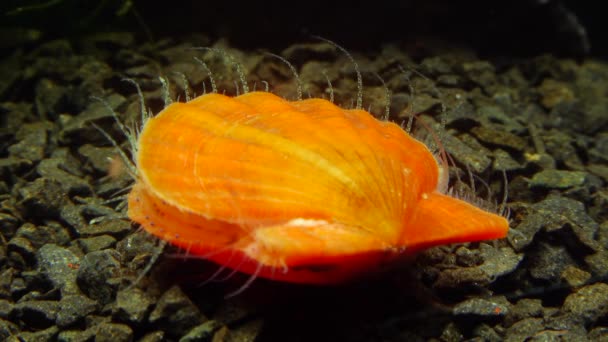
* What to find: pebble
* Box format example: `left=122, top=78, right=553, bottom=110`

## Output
left=56, top=328, right=96, bottom=342
left=15, top=222, right=71, bottom=249
left=78, top=219, right=132, bottom=239
left=76, top=235, right=117, bottom=253
left=493, top=148, right=524, bottom=172
left=36, top=244, right=80, bottom=296
left=585, top=250, right=608, bottom=277
left=56, top=294, right=98, bottom=328
left=8, top=121, right=53, bottom=162
left=17, top=325, right=59, bottom=342
left=37, top=157, right=91, bottom=196
left=470, top=125, right=527, bottom=151
left=561, top=283, right=608, bottom=326
left=504, top=298, right=544, bottom=327
left=149, top=285, right=207, bottom=337
left=508, top=211, right=545, bottom=251
left=528, top=242, right=574, bottom=281
left=113, top=287, right=154, bottom=325
left=477, top=245, right=523, bottom=279
left=139, top=330, right=165, bottom=342
left=528, top=169, right=589, bottom=189
left=560, top=266, right=591, bottom=287
left=505, top=317, right=544, bottom=342
left=12, top=300, right=60, bottom=329
left=77, top=144, right=117, bottom=175
left=58, top=93, right=126, bottom=145
left=179, top=320, right=222, bottom=342
left=17, top=177, right=68, bottom=219
left=453, top=297, right=509, bottom=317
left=95, top=322, right=133, bottom=342
left=0, top=299, right=12, bottom=319
left=0, top=318, right=19, bottom=340
left=534, top=194, right=600, bottom=252
left=76, top=250, right=121, bottom=305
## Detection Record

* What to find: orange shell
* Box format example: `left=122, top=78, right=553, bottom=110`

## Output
left=127, top=91, right=509, bottom=284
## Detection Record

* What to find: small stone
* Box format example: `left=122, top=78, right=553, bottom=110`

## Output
left=0, top=157, right=32, bottom=181
left=454, top=246, right=482, bottom=267
left=116, top=230, right=158, bottom=263
left=7, top=236, right=36, bottom=263
left=528, top=242, right=574, bottom=281
left=139, top=331, right=165, bottom=342
left=59, top=204, right=87, bottom=233
left=470, top=126, right=527, bottom=151
left=589, top=132, right=608, bottom=163
left=56, top=294, right=98, bottom=328
left=472, top=324, right=501, bottom=342
left=529, top=169, right=588, bottom=189
left=508, top=212, right=545, bottom=251
left=588, top=327, right=608, bottom=340
left=95, top=322, right=133, bottom=342
left=440, top=322, right=463, bottom=342
left=433, top=266, right=491, bottom=288
left=446, top=133, right=492, bottom=173
left=533, top=194, right=600, bottom=251
left=493, top=149, right=524, bottom=172
left=560, top=266, right=591, bottom=287
left=585, top=250, right=608, bottom=277
left=8, top=121, right=53, bottom=162
left=37, top=157, right=91, bottom=196
left=149, top=285, right=206, bottom=337
left=428, top=124, right=492, bottom=173
left=453, top=297, right=509, bottom=317
left=12, top=300, right=60, bottom=329
left=18, top=177, right=68, bottom=219
left=37, top=244, right=80, bottom=296
left=34, top=78, right=66, bottom=120
left=561, top=283, right=608, bottom=326
left=79, top=219, right=132, bottom=239
left=590, top=191, right=608, bottom=223
left=59, top=93, right=126, bottom=145
left=505, top=317, right=544, bottom=342
left=77, top=144, right=116, bottom=175
left=17, top=325, right=59, bottom=342
left=113, top=287, right=153, bottom=325
left=524, top=152, right=556, bottom=170
left=76, top=235, right=116, bottom=253
left=588, top=164, right=608, bottom=182
left=76, top=249, right=121, bottom=305
left=15, top=222, right=71, bottom=249
left=57, top=328, right=96, bottom=342
left=9, top=277, right=26, bottom=298
left=542, top=129, right=585, bottom=169
left=460, top=61, right=496, bottom=92
left=477, top=245, right=523, bottom=280
left=180, top=320, right=222, bottom=342
left=0, top=212, right=20, bottom=241
left=537, top=79, right=575, bottom=109
left=0, top=318, right=19, bottom=341
left=0, top=299, right=13, bottom=319
left=420, top=56, right=452, bottom=76
left=504, top=298, right=544, bottom=327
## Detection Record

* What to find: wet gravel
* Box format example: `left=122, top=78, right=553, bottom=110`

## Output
left=0, top=31, right=607, bottom=341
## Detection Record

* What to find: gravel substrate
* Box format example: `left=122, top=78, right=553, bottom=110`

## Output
left=1, top=32, right=607, bottom=341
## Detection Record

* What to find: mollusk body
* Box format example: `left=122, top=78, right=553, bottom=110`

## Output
left=127, top=91, right=508, bottom=284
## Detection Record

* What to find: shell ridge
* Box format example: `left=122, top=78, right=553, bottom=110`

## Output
left=137, top=102, right=361, bottom=222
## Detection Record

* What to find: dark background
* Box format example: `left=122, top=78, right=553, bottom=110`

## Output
left=0, top=0, right=604, bottom=58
